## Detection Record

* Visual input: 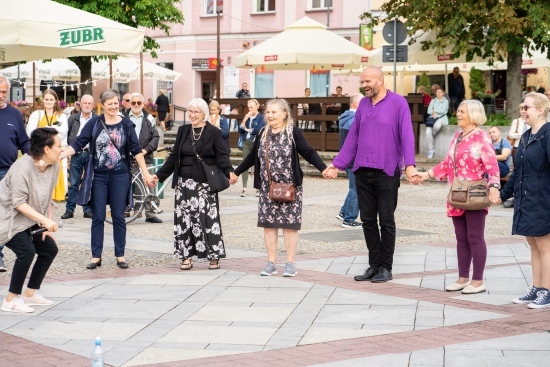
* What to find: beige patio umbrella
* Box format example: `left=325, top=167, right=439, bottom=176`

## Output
left=0, top=0, right=144, bottom=64
left=235, top=16, right=371, bottom=71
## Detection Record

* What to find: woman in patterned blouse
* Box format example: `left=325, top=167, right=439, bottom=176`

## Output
left=416, top=100, right=500, bottom=295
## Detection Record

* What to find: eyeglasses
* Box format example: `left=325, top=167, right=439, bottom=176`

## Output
left=124, top=99, right=130, bottom=102
left=131, top=101, right=143, bottom=106
left=188, top=110, right=203, bottom=115
left=521, top=105, right=537, bottom=111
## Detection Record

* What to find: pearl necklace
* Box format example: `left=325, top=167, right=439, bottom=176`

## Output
left=192, top=126, right=205, bottom=140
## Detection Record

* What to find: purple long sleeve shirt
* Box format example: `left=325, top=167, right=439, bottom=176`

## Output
left=332, top=91, right=416, bottom=176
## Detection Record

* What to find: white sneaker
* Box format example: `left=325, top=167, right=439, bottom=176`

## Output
left=1, top=296, right=34, bottom=313
left=427, top=149, right=435, bottom=159
left=20, top=291, right=54, bottom=306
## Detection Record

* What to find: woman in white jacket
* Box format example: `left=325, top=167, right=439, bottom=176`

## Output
left=27, top=90, right=68, bottom=201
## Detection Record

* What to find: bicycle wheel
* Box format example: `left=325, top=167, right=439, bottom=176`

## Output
left=105, top=174, right=147, bottom=224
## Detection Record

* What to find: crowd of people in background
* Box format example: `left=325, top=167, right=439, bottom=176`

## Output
left=3, top=69, right=550, bottom=313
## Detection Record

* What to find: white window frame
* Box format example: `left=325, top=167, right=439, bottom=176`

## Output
left=252, top=0, right=276, bottom=14
left=308, top=0, right=332, bottom=10
left=203, top=0, right=216, bottom=16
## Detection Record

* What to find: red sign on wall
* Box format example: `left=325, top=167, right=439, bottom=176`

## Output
left=361, top=57, right=369, bottom=62
left=264, top=55, right=278, bottom=62
left=437, top=54, right=453, bottom=61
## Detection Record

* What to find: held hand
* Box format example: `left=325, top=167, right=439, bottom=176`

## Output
left=405, top=165, right=420, bottom=185
left=150, top=174, right=159, bottom=186
left=229, top=172, right=239, bottom=185
left=322, top=164, right=338, bottom=179
left=489, top=187, right=501, bottom=205
left=143, top=172, right=155, bottom=187
left=414, top=171, right=430, bottom=183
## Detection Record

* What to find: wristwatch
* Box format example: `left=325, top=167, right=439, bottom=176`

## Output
left=489, top=183, right=500, bottom=189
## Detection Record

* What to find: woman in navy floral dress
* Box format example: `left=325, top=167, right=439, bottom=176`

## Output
left=232, top=99, right=327, bottom=277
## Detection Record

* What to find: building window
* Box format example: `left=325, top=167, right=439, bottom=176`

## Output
left=310, top=71, right=330, bottom=97
left=203, top=0, right=215, bottom=15
left=309, top=0, right=332, bottom=9
left=255, top=70, right=274, bottom=98
left=253, top=0, right=275, bottom=13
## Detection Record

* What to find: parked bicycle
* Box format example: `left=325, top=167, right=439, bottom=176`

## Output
left=105, top=145, right=174, bottom=224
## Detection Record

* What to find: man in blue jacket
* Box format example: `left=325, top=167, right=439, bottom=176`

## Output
left=336, top=93, right=363, bottom=228
left=0, top=77, right=30, bottom=272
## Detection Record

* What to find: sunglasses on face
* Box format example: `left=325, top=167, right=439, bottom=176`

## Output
left=131, top=101, right=143, bottom=106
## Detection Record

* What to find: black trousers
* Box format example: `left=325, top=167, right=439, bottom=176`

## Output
left=4, top=230, right=58, bottom=295
left=355, top=167, right=400, bottom=271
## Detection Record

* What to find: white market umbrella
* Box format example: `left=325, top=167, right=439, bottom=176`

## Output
left=0, top=0, right=144, bottom=64
left=236, top=16, right=371, bottom=71
left=92, top=57, right=182, bottom=83
left=0, top=59, right=80, bottom=81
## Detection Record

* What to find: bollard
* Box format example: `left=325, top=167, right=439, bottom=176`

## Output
left=153, top=157, right=164, bottom=199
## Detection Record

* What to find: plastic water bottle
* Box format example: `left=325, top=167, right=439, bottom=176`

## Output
left=91, top=336, right=104, bottom=367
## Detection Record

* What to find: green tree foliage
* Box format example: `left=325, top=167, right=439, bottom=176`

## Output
left=55, top=0, right=184, bottom=95
left=469, top=67, right=485, bottom=99
left=418, top=72, right=431, bottom=94
left=361, top=1, right=550, bottom=119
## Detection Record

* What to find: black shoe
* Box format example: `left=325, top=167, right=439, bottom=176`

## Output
left=83, top=211, right=93, bottom=219
left=86, top=259, right=101, bottom=269
left=117, top=260, right=129, bottom=269
left=371, top=267, right=392, bottom=283
left=145, top=217, right=163, bottom=223
left=354, top=267, right=379, bottom=281
left=61, top=211, right=74, bottom=219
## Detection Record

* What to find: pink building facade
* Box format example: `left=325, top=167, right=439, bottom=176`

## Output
left=128, top=0, right=370, bottom=114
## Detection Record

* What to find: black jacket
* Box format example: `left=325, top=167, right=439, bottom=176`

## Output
left=156, top=123, right=233, bottom=188
left=155, top=94, right=170, bottom=112
left=67, top=111, right=96, bottom=146
left=124, top=109, right=160, bottom=164
left=234, top=126, right=327, bottom=188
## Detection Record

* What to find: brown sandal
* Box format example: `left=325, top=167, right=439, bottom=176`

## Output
left=180, top=259, right=193, bottom=270
left=208, top=258, right=220, bottom=270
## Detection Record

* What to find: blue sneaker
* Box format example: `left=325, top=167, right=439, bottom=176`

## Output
left=513, top=286, right=539, bottom=304
left=527, top=288, right=550, bottom=309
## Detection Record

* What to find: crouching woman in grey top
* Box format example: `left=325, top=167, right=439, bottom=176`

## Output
left=0, top=128, right=61, bottom=313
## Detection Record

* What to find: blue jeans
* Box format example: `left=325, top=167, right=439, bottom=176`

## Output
left=498, top=161, right=510, bottom=177
left=66, top=151, right=91, bottom=213
left=90, top=172, right=130, bottom=258
left=355, top=167, right=400, bottom=271
left=340, top=167, right=359, bottom=222
left=0, top=169, right=6, bottom=258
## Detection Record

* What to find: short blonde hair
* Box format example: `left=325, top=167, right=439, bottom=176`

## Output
left=417, top=86, right=426, bottom=94
left=525, top=92, right=550, bottom=119
left=247, top=98, right=259, bottom=108
left=459, top=99, right=486, bottom=126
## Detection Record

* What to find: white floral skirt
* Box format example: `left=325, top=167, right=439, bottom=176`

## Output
left=173, top=177, right=226, bottom=260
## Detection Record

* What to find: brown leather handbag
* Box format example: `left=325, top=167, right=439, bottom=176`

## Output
left=447, top=133, right=490, bottom=210
left=265, top=132, right=296, bottom=203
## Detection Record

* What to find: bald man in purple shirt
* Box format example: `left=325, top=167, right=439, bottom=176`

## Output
left=325, top=66, right=418, bottom=283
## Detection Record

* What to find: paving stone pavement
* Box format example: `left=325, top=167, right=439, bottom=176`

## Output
left=1, top=177, right=548, bottom=367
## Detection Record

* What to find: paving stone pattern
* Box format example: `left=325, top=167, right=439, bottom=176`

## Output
left=1, top=178, right=547, bottom=367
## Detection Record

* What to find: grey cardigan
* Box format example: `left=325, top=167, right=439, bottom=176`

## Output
left=0, top=155, right=58, bottom=245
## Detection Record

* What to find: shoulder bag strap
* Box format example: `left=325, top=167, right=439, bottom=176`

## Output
left=452, top=132, right=462, bottom=176
left=99, top=118, right=132, bottom=171
left=265, top=133, right=272, bottom=183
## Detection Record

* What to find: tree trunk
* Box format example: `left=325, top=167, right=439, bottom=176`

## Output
left=506, top=51, right=522, bottom=120
left=72, top=57, right=93, bottom=97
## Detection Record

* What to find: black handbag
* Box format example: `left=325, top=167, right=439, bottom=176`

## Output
left=425, top=115, right=442, bottom=128
left=190, top=128, right=230, bottom=193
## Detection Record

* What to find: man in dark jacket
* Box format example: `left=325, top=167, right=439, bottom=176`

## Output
left=447, top=67, right=465, bottom=113
left=62, top=94, right=95, bottom=220
left=127, top=92, right=161, bottom=223
left=155, top=89, right=170, bottom=132
left=336, top=93, right=363, bottom=228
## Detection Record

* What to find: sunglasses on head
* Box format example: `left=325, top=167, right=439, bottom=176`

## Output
left=131, top=101, right=143, bottom=106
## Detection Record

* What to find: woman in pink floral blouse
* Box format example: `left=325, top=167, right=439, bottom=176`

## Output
left=417, top=100, right=500, bottom=294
